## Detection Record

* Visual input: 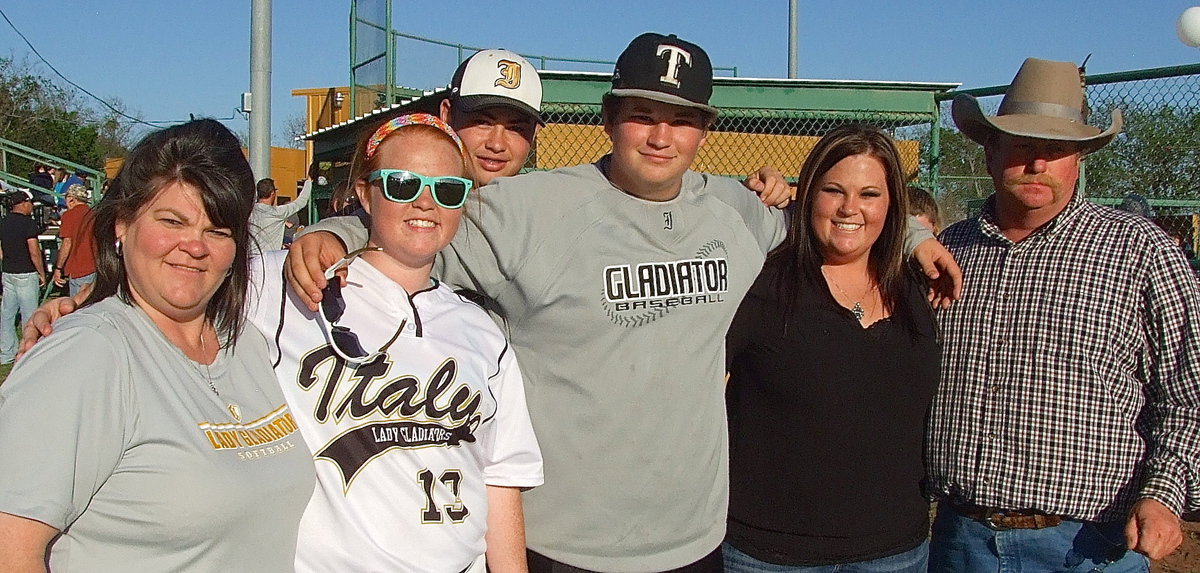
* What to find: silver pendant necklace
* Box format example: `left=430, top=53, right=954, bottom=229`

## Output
left=822, top=268, right=873, bottom=321
left=200, top=329, right=242, bottom=422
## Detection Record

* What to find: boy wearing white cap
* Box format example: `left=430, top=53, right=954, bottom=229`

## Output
left=441, top=49, right=544, bottom=186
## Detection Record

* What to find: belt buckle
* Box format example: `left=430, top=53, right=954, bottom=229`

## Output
left=982, top=508, right=1011, bottom=531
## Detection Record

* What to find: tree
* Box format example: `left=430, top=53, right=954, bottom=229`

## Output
left=0, top=57, right=137, bottom=178
left=92, top=97, right=136, bottom=164
left=276, top=112, right=308, bottom=149
left=918, top=125, right=989, bottom=224
left=1085, top=102, right=1200, bottom=199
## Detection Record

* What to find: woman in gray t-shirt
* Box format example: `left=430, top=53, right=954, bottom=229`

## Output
left=0, top=119, right=314, bottom=573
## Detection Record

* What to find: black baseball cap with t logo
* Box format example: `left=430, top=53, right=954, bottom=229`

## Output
left=609, top=32, right=718, bottom=116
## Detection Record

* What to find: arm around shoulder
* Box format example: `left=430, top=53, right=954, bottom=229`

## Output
left=286, top=215, right=368, bottom=310
left=704, top=174, right=786, bottom=253
left=0, top=512, right=57, bottom=573
left=296, top=214, right=368, bottom=252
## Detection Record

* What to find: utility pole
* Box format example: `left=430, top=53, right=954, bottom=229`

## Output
left=249, top=0, right=272, bottom=180
left=788, top=0, right=798, bottom=78
left=787, top=0, right=796, bottom=78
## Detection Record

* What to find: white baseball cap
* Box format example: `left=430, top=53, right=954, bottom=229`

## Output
left=449, top=49, right=544, bottom=125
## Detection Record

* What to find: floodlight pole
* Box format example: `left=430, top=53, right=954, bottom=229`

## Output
left=249, top=0, right=272, bottom=180
left=788, top=0, right=798, bottom=78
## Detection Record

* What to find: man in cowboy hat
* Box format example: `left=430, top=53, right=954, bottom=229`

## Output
left=926, top=57, right=1200, bottom=571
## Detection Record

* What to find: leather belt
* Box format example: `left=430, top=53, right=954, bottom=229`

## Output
left=951, top=502, right=1065, bottom=530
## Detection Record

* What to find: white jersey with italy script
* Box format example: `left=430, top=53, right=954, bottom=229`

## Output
left=249, top=251, right=543, bottom=573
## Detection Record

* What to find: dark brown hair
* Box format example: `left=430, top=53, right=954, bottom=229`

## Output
left=768, top=124, right=918, bottom=330
left=85, top=119, right=255, bottom=346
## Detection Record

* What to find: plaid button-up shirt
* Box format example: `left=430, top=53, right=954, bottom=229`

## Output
left=926, top=191, right=1200, bottom=521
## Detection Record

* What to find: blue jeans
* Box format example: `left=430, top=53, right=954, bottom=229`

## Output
left=929, top=503, right=1149, bottom=572
left=723, top=540, right=929, bottom=573
left=68, top=272, right=95, bottom=297
left=1, top=272, right=40, bottom=363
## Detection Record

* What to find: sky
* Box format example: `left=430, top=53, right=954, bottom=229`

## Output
left=2, top=1, right=1199, bottom=146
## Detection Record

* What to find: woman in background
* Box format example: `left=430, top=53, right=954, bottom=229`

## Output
left=724, top=124, right=940, bottom=573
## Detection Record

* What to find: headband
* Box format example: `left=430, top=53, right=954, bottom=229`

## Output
left=364, top=113, right=465, bottom=159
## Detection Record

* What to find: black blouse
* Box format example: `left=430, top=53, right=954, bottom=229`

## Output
left=725, top=261, right=941, bottom=565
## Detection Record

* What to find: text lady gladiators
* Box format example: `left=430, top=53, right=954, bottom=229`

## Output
left=604, top=257, right=728, bottom=310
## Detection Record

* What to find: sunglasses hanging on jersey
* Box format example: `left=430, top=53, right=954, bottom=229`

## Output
left=317, top=246, right=406, bottom=364
left=366, top=169, right=473, bottom=209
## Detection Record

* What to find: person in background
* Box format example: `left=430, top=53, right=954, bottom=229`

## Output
left=28, top=165, right=53, bottom=193
left=52, top=183, right=97, bottom=295
left=249, top=171, right=314, bottom=255
left=49, top=167, right=68, bottom=207
left=907, top=185, right=942, bottom=235
left=0, top=118, right=314, bottom=572
left=1117, top=192, right=1155, bottom=220
left=724, top=125, right=940, bottom=573
left=326, top=180, right=358, bottom=217
left=1169, top=232, right=1196, bottom=261
left=0, top=189, right=46, bottom=364
left=927, top=58, right=1200, bottom=571
left=282, top=206, right=302, bottom=246
left=55, top=169, right=85, bottom=210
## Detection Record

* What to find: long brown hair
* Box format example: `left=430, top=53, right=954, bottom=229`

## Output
left=768, top=124, right=917, bottom=330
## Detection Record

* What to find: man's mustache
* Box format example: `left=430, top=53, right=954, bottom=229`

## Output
left=1005, top=175, right=1060, bottom=190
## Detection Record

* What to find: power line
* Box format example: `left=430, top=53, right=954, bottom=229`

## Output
left=0, top=7, right=186, bottom=127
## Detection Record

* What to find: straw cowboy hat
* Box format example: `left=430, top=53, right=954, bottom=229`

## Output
left=952, top=58, right=1122, bottom=155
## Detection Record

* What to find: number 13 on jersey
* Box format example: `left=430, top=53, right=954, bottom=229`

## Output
left=418, top=468, right=469, bottom=523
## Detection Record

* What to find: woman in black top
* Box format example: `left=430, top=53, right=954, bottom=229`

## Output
left=724, top=125, right=940, bottom=572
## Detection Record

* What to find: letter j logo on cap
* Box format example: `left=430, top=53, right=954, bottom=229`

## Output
left=495, top=59, right=522, bottom=89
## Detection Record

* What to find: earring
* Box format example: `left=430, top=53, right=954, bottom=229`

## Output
left=114, top=240, right=123, bottom=258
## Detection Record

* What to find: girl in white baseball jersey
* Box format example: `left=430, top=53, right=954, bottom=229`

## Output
left=250, top=114, right=542, bottom=573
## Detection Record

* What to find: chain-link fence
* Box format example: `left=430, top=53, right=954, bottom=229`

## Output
left=349, top=3, right=942, bottom=189
left=529, top=104, right=934, bottom=185
left=933, top=63, right=1200, bottom=259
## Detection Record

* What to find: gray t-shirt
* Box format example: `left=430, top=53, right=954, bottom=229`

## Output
left=251, top=180, right=314, bottom=255
left=0, top=297, right=315, bottom=572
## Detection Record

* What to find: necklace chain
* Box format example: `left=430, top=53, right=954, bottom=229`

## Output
left=822, top=268, right=874, bottom=321
left=197, top=327, right=242, bottom=422
left=199, top=329, right=219, bottom=397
